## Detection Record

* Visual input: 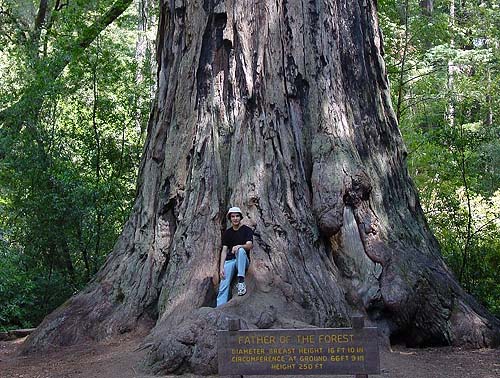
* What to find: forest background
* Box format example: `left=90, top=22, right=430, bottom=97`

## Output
left=0, top=0, right=498, bottom=331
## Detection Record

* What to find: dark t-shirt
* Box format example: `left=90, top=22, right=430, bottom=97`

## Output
left=222, top=224, right=253, bottom=260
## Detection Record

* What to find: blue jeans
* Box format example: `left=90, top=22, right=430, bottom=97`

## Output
left=216, top=248, right=249, bottom=307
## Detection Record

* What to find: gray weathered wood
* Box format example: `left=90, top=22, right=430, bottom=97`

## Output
left=0, top=328, right=36, bottom=341
left=10, top=328, right=36, bottom=338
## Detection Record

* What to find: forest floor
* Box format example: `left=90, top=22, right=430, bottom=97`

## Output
left=0, top=334, right=498, bottom=378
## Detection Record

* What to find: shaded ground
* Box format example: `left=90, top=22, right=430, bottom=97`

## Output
left=0, top=335, right=498, bottom=378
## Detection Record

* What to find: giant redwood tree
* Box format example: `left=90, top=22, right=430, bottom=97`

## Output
left=22, top=0, right=499, bottom=374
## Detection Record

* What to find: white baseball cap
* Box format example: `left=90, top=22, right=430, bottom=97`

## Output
left=227, top=206, right=243, bottom=219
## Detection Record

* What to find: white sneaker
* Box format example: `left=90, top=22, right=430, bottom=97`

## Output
left=237, top=282, right=247, bottom=296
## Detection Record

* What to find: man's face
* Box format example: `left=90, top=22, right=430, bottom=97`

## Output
left=230, top=213, right=241, bottom=226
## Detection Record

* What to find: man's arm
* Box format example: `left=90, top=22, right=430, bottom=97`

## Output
left=231, top=227, right=254, bottom=253
left=219, top=246, right=228, bottom=278
left=232, top=241, right=253, bottom=253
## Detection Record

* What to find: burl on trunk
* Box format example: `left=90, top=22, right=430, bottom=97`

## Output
left=22, top=0, right=499, bottom=375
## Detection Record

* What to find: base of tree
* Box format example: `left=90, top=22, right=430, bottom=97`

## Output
left=21, top=266, right=499, bottom=376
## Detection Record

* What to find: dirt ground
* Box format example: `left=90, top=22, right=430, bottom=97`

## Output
left=0, top=335, right=498, bottom=378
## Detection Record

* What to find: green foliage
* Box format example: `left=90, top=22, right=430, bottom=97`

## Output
left=379, top=0, right=500, bottom=315
left=0, top=0, right=154, bottom=328
left=0, top=242, right=35, bottom=331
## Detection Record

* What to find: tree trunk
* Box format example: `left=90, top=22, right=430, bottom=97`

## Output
left=21, top=0, right=499, bottom=374
left=32, top=0, right=49, bottom=59
left=396, top=0, right=410, bottom=123
left=134, top=0, right=158, bottom=134
left=420, top=0, right=433, bottom=16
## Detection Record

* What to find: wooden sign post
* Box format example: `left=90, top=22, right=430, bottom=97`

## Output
left=218, top=316, right=380, bottom=377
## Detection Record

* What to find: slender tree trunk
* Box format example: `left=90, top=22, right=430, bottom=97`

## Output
left=32, top=0, right=49, bottom=59
left=134, top=0, right=157, bottom=134
left=91, top=32, right=103, bottom=274
left=78, top=225, right=92, bottom=282
left=396, top=0, right=410, bottom=122
left=420, top=0, right=433, bottom=16
left=458, top=140, right=473, bottom=287
left=22, top=0, right=499, bottom=374
left=447, top=0, right=456, bottom=128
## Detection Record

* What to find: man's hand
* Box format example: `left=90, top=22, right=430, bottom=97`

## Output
left=220, top=267, right=225, bottom=279
left=232, top=242, right=252, bottom=254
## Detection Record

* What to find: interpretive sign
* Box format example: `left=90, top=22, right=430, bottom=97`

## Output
left=217, top=323, right=380, bottom=376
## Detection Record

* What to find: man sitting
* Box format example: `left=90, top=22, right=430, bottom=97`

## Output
left=216, top=206, right=253, bottom=307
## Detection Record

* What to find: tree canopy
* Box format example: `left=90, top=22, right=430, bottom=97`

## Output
left=379, top=0, right=500, bottom=315
left=0, top=0, right=156, bottom=328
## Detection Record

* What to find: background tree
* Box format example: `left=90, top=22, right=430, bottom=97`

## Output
left=0, top=0, right=156, bottom=329
left=379, top=0, right=500, bottom=315
left=18, top=0, right=499, bottom=375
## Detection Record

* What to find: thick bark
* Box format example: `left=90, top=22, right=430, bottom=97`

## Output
left=22, top=0, right=499, bottom=374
